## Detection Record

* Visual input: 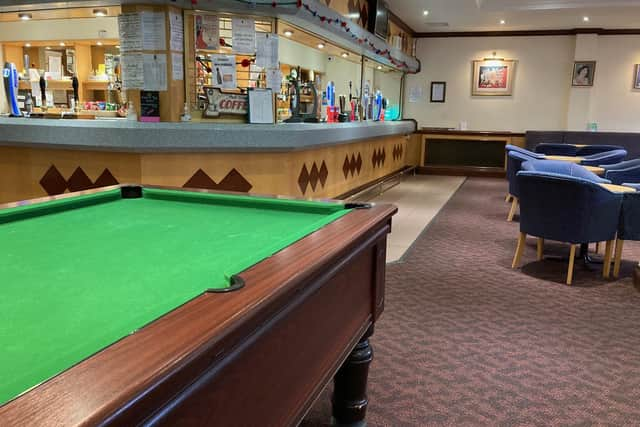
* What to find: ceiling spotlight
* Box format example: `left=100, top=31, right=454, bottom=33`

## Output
left=583, top=16, right=590, bottom=22
left=284, top=30, right=293, bottom=37
left=25, top=43, right=31, bottom=47
left=45, top=46, right=51, bottom=50
left=59, top=42, right=65, bottom=46
left=97, top=41, right=103, bottom=46
left=92, top=8, right=108, bottom=17
left=18, top=13, right=32, bottom=21
left=341, top=52, right=349, bottom=58
left=423, top=10, right=429, bottom=16
left=500, top=19, right=506, bottom=25
left=317, top=42, right=325, bottom=49
left=116, top=45, right=120, bottom=49
left=377, top=65, right=382, bottom=70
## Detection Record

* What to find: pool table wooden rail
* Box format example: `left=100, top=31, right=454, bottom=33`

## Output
left=0, top=185, right=396, bottom=427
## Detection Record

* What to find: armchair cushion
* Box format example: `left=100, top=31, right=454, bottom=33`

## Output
left=576, top=144, right=625, bottom=156
left=507, top=151, right=537, bottom=198
left=505, top=144, right=546, bottom=160
left=601, top=158, right=640, bottom=171
left=604, top=164, right=640, bottom=185
left=516, top=171, right=622, bottom=244
left=535, top=143, right=578, bottom=156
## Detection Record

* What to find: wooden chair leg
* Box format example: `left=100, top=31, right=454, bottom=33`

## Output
left=603, top=240, right=614, bottom=279
left=507, top=198, right=518, bottom=222
left=537, top=238, right=544, bottom=261
left=512, top=232, right=527, bottom=269
left=595, top=242, right=600, bottom=254
left=567, top=244, right=578, bottom=285
left=613, top=239, right=625, bottom=279
left=505, top=194, right=512, bottom=203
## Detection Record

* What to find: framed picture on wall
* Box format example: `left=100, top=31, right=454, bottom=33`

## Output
left=430, top=82, right=446, bottom=102
left=633, top=64, right=640, bottom=89
left=571, top=61, right=596, bottom=87
left=471, top=59, right=516, bottom=96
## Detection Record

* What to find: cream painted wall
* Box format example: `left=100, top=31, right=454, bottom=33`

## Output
left=590, top=35, right=640, bottom=131
left=279, top=38, right=326, bottom=73
left=404, top=36, right=575, bottom=131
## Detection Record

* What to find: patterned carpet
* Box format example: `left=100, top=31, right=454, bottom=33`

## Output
left=302, top=177, right=640, bottom=426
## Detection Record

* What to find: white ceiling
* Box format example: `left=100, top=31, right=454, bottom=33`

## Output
left=388, top=0, right=640, bottom=33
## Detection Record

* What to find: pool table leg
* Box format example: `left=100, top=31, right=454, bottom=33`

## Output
left=332, top=325, right=374, bottom=426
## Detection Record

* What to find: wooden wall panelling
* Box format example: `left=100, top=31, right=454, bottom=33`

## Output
left=0, top=147, right=141, bottom=203
left=75, top=44, right=92, bottom=103
left=3, top=45, right=24, bottom=69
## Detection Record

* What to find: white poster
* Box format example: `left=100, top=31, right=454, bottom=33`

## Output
left=121, top=53, right=144, bottom=89
left=118, top=13, right=143, bottom=52
left=232, top=18, right=256, bottom=54
left=266, top=68, right=282, bottom=91
left=195, top=15, right=220, bottom=50
left=142, top=11, right=166, bottom=51
left=211, top=54, right=236, bottom=89
left=255, top=33, right=278, bottom=68
left=169, top=11, right=184, bottom=52
left=408, top=86, right=424, bottom=103
left=143, top=53, right=167, bottom=91
left=171, top=52, right=184, bottom=81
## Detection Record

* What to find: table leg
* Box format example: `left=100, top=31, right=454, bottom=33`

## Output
left=332, top=325, right=374, bottom=427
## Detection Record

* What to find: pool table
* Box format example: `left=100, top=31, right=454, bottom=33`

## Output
left=0, top=185, right=396, bottom=426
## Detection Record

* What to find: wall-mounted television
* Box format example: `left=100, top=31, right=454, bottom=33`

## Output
left=368, top=0, right=389, bottom=40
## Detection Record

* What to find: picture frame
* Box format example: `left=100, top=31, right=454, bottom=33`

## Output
left=633, top=64, right=640, bottom=89
left=430, top=81, right=446, bottom=103
left=571, top=61, right=596, bottom=87
left=471, top=59, right=516, bottom=96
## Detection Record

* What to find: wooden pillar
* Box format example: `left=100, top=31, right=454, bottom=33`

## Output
left=120, top=4, right=185, bottom=122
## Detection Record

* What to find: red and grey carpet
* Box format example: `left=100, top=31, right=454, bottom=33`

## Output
left=303, top=177, right=640, bottom=426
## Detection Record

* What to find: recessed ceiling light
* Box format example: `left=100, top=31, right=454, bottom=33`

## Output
left=317, top=42, right=325, bottom=49
left=284, top=30, right=293, bottom=37
left=341, top=52, right=349, bottom=58
left=45, top=46, right=51, bottom=50
left=377, top=65, right=382, bottom=70
left=59, top=42, right=65, bottom=47
left=97, top=41, right=103, bottom=46
left=92, top=8, right=108, bottom=17
left=423, top=10, right=429, bottom=16
left=18, top=13, right=32, bottom=20
left=25, top=43, right=31, bottom=47
left=116, top=45, right=120, bottom=49
left=500, top=19, right=506, bottom=25
left=583, top=16, right=590, bottom=22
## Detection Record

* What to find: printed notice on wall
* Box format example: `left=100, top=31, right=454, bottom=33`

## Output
left=211, top=54, right=237, bottom=89
left=169, top=11, right=184, bottom=52
left=255, top=33, right=278, bottom=68
left=142, top=11, right=167, bottom=51
left=408, top=86, right=424, bottom=103
left=195, top=15, right=220, bottom=50
left=118, top=13, right=143, bottom=52
left=266, top=68, right=282, bottom=91
left=121, top=53, right=144, bottom=89
left=172, top=52, right=184, bottom=81
left=143, top=54, right=168, bottom=91
left=232, top=18, right=256, bottom=54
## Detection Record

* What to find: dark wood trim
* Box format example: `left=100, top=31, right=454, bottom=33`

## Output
left=415, top=27, right=640, bottom=38
left=0, top=186, right=397, bottom=426
left=418, top=128, right=525, bottom=137
left=417, top=165, right=505, bottom=178
left=387, top=9, right=416, bottom=37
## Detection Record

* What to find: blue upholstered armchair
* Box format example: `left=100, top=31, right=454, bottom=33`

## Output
left=512, top=171, right=623, bottom=285
left=505, top=151, right=538, bottom=221
left=505, top=144, right=546, bottom=160
left=576, top=145, right=625, bottom=156
left=535, top=143, right=578, bottom=156
left=580, top=149, right=627, bottom=166
left=521, top=159, right=611, bottom=184
left=601, top=159, right=640, bottom=185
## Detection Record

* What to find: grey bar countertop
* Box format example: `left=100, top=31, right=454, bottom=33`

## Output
left=0, top=118, right=416, bottom=153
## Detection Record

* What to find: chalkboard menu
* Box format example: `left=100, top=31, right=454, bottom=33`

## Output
left=140, top=90, right=160, bottom=122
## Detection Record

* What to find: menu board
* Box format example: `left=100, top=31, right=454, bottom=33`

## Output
left=140, top=90, right=160, bottom=122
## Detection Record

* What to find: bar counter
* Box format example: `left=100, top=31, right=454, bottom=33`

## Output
left=0, top=119, right=417, bottom=203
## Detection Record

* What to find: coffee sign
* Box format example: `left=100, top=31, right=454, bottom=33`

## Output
left=203, top=87, right=248, bottom=118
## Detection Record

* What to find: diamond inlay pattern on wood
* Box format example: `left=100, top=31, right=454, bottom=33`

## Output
left=39, top=165, right=119, bottom=196
left=372, top=148, right=386, bottom=168
left=183, top=168, right=252, bottom=193
left=343, top=153, right=363, bottom=179
left=298, top=161, right=328, bottom=194
left=392, top=144, right=404, bottom=161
